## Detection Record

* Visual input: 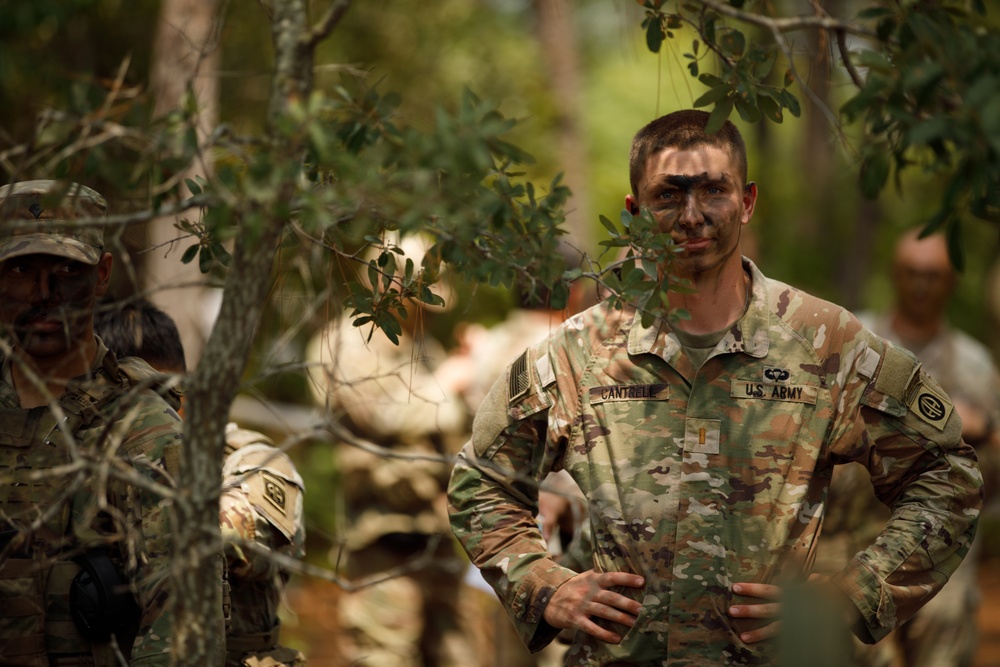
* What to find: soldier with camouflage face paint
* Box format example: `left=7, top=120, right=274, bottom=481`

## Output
left=447, top=111, right=984, bottom=666
left=0, top=181, right=186, bottom=665
left=93, top=297, right=307, bottom=667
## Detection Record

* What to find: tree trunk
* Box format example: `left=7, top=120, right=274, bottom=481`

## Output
left=532, top=0, right=591, bottom=254
left=168, top=0, right=321, bottom=661
left=147, top=0, right=222, bottom=368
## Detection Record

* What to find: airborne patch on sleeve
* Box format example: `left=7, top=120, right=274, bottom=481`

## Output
left=508, top=350, right=530, bottom=404
left=907, top=381, right=954, bottom=431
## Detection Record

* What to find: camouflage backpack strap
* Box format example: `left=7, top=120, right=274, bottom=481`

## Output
left=58, top=348, right=132, bottom=433
left=115, top=355, right=184, bottom=413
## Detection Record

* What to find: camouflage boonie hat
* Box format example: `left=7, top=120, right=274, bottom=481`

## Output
left=0, top=180, right=106, bottom=265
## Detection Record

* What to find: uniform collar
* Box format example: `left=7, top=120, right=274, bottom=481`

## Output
left=0, top=336, right=114, bottom=410
left=627, top=257, right=771, bottom=363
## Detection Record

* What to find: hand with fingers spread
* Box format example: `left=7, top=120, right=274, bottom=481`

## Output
left=730, top=574, right=855, bottom=645
left=543, top=570, right=646, bottom=644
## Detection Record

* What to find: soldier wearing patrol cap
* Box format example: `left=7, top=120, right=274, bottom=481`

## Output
left=0, top=180, right=186, bottom=665
left=93, top=297, right=307, bottom=667
left=447, top=111, right=984, bottom=666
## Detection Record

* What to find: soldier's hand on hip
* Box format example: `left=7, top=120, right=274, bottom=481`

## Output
left=728, top=581, right=782, bottom=643
left=542, top=570, right=644, bottom=644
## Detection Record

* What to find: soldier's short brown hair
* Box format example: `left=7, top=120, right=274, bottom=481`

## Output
left=628, top=110, right=748, bottom=197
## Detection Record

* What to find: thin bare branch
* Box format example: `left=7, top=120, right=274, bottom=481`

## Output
left=303, top=0, right=353, bottom=49
left=837, top=29, right=865, bottom=88
left=694, top=0, right=875, bottom=37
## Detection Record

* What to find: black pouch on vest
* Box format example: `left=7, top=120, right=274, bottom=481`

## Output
left=70, top=550, right=141, bottom=643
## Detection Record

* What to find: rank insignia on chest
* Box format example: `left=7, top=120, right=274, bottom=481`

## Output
left=685, top=418, right=721, bottom=454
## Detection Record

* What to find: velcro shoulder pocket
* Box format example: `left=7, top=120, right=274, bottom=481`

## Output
left=861, top=340, right=917, bottom=418
left=472, top=349, right=552, bottom=460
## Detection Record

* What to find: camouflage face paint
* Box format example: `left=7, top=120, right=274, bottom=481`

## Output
left=0, top=254, right=103, bottom=361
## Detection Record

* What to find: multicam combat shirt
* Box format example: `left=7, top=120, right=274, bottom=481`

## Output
left=0, top=340, right=183, bottom=665
left=448, top=259, right=983, bottom=666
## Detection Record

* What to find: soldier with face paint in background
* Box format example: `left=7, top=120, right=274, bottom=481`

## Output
left=447, top=111, right=983, bottom=666
left=93, top=297, right=307, bottom=667
left=815, top=229, right=1000, bottom=667
left=0, top=181, right=186, bottom=665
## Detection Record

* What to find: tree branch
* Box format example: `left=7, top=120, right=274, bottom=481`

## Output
left=694, top=0, right=875, bottom=37
left=303, top=0, right=353, bottom=50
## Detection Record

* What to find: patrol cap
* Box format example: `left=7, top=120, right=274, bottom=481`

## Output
left=0, top=180, right=106, bottom=265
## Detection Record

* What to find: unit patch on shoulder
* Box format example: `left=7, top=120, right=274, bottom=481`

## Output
left=262, top=471, right=288, bottom=514
left=907, top=381, right=953, bottom=431
left=508, top=350, right=530, bottom=403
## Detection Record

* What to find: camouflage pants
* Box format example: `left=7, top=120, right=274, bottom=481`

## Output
left=338, top=535, right=477, bottom=667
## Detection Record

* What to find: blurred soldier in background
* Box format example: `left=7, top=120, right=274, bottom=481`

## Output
left=440, top=242, right=593, bottom=667
left=816, top=228, right=1000, bottom=667
left=305, top=235, right=476, bottom=667
left=0, top=181, right=184, bottom=665
left=94, top=297, right=307, bottom=667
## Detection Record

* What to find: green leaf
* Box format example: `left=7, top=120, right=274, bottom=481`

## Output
left=181, top=244, right=199, bottom=265
left=549, top=282, right=569, bottom=310
left=757, top=94, right=783, bottom=123
left=620, top=208, right=635, bottom=230
left=693, top=84, right=731, bottom=108
left=753, top=49, right=777, bottom=79
left=876, top=18, right=897, bottom=42
left=860, top=150, right=890, bottom=199
left=600, top=214, right=620, bottom=238
left=646, top=19, right=665, bottom=53
left=699, top=73, right=725, bottom=88
left=784, top=69, right=795, bottom=87
left=198, top=246, right=212, bottom=273
left=720, top=30, right=746, bottom=57
left=735, top=98, right=761, bottom=123
left=184, top=178, right=202, bottom=196
left=905, top=117, right=950, bottom=147
left=705, top=98, right=735, bottom=134
left=780, top=90, right=801, bottom=117
left=856, top=50, right=892, bottom=73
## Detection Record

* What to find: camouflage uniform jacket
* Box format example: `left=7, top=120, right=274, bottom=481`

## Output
left=448, top=258, right=983, bottom=666
left=0, top=338, right=183, bottom=666
left=220, top=424, right=306, bottom=666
